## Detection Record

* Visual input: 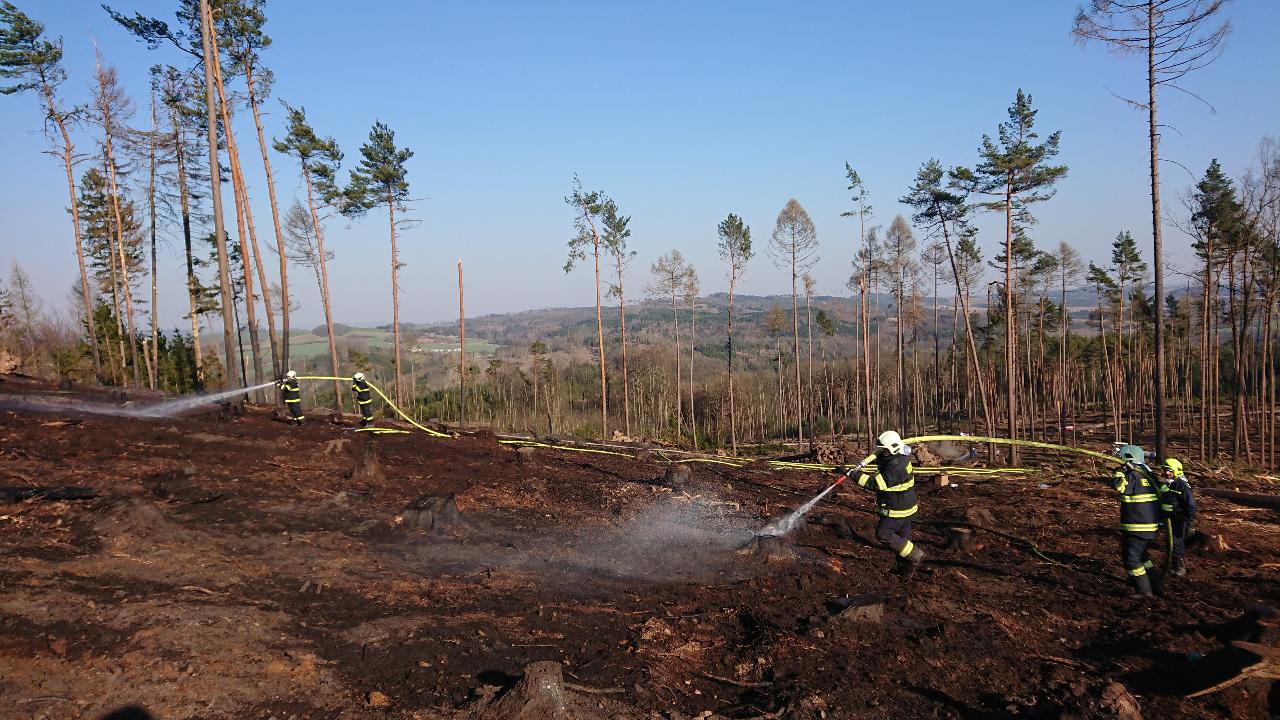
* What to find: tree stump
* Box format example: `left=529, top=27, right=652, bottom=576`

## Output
left=736, top=534, right=799, bottom=562
left=475, top=661, right=569, bottom=720
left=660, top=464, right=691, bottom=490
left=834, top=593, right=886, bottom=624
left=396, top=495, right=461, bottom=533
left=515, top=446, right=537, bottom=463
left=349, top=442, right=385, bottom=484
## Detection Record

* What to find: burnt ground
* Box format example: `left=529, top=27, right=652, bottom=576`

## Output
left=0, top=375, right=1278, bottom=720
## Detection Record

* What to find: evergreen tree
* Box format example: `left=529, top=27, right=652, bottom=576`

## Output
left=716, top=212, right=752, bottom=454
left=955, top=89, right=1067, bottom=462
left=343, top=120, right=414, bottom=405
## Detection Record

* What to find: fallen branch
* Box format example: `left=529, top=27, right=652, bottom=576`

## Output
left=696, top=671, right=772, bottom=689
left=1200, top=488, right=1280, bottom=510
left=565, top=683, right=625, bottom=695
left=0, top=486, right=96, bottom=502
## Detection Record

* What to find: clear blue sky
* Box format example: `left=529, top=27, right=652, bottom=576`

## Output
left=1, top=0, right=1277, bottom=330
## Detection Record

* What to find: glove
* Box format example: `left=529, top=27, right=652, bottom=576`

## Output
left=834, top=466, right=849, bottom=478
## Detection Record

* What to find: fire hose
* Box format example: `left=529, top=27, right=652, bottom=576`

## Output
left=289, top=375, right=1174, bottom=571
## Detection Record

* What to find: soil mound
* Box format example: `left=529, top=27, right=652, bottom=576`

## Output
left=93, top=498, right=185, bottom=541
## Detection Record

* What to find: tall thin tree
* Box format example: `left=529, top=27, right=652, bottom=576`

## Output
left=564, top=176, right=613, bottom=438
left=717, top=213, right=753, bottom=454
left=0, top=2, right=103, bottom=376
left=274, top=102, right=344, bottom=407
left=603, top=203, right=635, bottom=437
left=770, top=198, right=819, bottom=446
left=955, top=90, right=1067, bottom=463
left=1074, top=0, right=1232, bottom=460
left=343, top=120, right=413, bottom=405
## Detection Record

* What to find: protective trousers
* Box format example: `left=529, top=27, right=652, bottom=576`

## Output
left=286, top=402, right=304, bottom=423
left=1170, top=518, right=1190, bottom=561
left=1121, top=533, right=1156, bottom=578
left=876, top=516, right=916, bottom=559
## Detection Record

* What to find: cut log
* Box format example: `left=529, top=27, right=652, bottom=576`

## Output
left=1185, top=641, right=1280, bottom=698
left=1199, top=488, right=1280, bottom=510
left=0, top=486, right=96, bottom=502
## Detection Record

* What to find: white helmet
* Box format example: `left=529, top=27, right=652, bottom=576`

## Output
left=285, top=370, right=297, bottom=379
left=353, top=372, right=365, bottom=381
left=876, top=430, right=906, bottom=455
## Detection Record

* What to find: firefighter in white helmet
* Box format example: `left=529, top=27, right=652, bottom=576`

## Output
left=351, top=372, right=374, bottom=427
left=277, top=370, right=304, bottom=425
left=837, top=430, right=924, bottom=574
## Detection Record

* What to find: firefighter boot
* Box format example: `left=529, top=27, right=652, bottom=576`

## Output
left=1129, top=574, right=1153, bottom=599
left=1171, top=558, right=1187, bottom=577
left=1149, top=568, right=1165, bottom=596
left=899, top=546, right=925, bottom=578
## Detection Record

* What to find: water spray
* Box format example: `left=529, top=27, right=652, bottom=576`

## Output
left=0, top=381, right=277, bottom=419
left=755, top=460, right=868, bottom=537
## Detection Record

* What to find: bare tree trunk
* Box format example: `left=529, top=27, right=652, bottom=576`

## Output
left=173, top=122, right=204, bottom=387
left=617, top=258, right=631, bottom=437
left=301, top=173, right=343, bottom=409
left=790, top=250, right=804, bottom=446
left=199, top=0, right=239, bottom=390
left=458, top=260, right=466, bottom=426
left=46, top=90, right=102, bottom=378
left=206, top=33, right=271, bottom=394
left=390, top=197, right=403, bottom=404
left=689, top=295, right=697, bottom=449
left=1146, top=2, right=1169, bottom=459
left=101, top=117, right=142, bottom=389
left=805, top=288, right=815, bottom=436
left=1003, top=185, right=1017, bottom=462
left=147, top=86, right=160, bottom=390
left=591, top=233, right=608, bottom=438
left=727, top=277, right=738, bottom=454
left=244, top=61, right=290, bottom=376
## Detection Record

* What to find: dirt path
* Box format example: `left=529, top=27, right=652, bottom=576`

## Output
left=1, top=377, right=1277, bottom=719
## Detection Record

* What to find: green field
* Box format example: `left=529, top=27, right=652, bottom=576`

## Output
left=234, top=327, right=499, bottom=361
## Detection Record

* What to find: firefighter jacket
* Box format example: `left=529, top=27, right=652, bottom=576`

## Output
left=857, top=452, right=918, bottom=519
left=280, top=379, right=301, bottom=404
left=352, top=379, right=373, bottom=406
left=1113, top=463, right=1166, bottom=538
left=1160, top=474, right=1196, bottom=521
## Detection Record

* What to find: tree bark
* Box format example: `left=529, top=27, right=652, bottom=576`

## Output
left=244, top=60, right=290, bottom=376
left=199, top=0, right=239, bottom=390
left=101, top=108, right=142, bottom=389
left=390, top=196, right=403, bottom=405
left=301, top=172, right=343, bottom=409
left=458, top=259, right=466, bottom=426
left=1147, top=0, right=1168, bottom=459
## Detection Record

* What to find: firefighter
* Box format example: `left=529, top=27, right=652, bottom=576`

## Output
left=838, top=430, right=924, bottom=574
left=352, top=372, right=374, bottom=427
left=1112, top=444, right=1167, bottom=597
left=277, top=370, right=304, bottom=425
left=1159, top=457, right=1196, bottom=577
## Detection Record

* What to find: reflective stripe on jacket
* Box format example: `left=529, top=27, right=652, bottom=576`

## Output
left=352, top=379, right=373, bottom=404
left=281, top=379, right=301, bottom=403
left=1114, top=464, right=1165, bottom=537
left=858, top=452, right=918, bottom=519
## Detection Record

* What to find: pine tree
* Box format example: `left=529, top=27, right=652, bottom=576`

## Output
left=0, top=2, right=103, bottom=376
left=717, top=213, right=753, bottom=454
left=955, top=89, right=1067, bottom=463
left=274, top=102, right=344, bottom=407
left=564, top=176, right=615, bottom=438
left=603, top=203, right=635, bottom=437
left=343, top=121, right=414, bottom=405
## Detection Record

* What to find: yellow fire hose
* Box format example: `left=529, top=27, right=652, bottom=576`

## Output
left=289, top=375, right=1173, bottom=572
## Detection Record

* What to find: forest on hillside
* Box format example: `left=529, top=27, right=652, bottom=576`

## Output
left=1, top=0, right=1276, bottom=467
